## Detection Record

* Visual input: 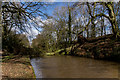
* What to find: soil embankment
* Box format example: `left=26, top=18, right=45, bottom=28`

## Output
left=1, top=52, right=35, bottom=79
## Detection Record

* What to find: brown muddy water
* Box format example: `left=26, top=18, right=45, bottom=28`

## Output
left=30, top=56, right=120, bottom=78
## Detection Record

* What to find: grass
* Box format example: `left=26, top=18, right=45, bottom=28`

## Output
left=31, top=64, right=36, bottom=78
left=2, top=54, right=15, bottom=62
left=45, top=52, right=55, bottom=56
left=45, top=47, right=72, bottom=56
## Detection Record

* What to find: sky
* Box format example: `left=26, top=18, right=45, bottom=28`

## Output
left=3, top=0, right=119, bottom=2
left=27, top=2, right=73, bottom=42
left=43, top=2, right=74, bottom=16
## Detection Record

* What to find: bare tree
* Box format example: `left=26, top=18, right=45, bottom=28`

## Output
left=2, top=2, right=49, bottom=34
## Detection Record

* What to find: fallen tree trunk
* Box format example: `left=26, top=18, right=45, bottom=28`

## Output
left=87, top=34, right=115, bottom=43
left=77, top=34, right=115, bottom=44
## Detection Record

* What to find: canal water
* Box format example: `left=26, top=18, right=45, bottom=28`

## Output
left=30, top=56, right=120, bottom=78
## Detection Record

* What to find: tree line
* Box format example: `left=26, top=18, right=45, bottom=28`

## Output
left=32, top=2, right=120, bottom=54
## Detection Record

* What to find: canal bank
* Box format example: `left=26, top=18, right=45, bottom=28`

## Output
left=2, top=54, right=36, bottom=79
left=50, top=34, right=120, bottom=62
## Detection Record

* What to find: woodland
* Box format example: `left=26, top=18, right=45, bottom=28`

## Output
left=1, top=2, right=120, bottom=61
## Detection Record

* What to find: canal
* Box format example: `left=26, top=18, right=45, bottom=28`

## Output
left=31, top=56, right=120, bottom=78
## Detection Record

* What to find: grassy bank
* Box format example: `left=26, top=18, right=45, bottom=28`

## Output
left=2, top=53, right=36, bottom=79
left=45, top=47, right=72, bottom=56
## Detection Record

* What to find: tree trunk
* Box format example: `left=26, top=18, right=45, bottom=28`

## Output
left=86, top=26, right=89, bottom=38
left=101, top=17, right=104, bottom=36
left=68, top=6, right=72, bottom=45
left=105, top=2, right=119, bottom=37
left=91, top=19, right=96, bottom=37
left=0, top=1, right=2, bottom=50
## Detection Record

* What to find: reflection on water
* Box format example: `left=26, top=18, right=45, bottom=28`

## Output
left=31, top=56, right=119, bottom=78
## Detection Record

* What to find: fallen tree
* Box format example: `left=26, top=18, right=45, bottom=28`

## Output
left=71, top=34, right=120, bottom=61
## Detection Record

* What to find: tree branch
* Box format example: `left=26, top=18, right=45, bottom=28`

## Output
left=94, top=13, right=111, bottom=21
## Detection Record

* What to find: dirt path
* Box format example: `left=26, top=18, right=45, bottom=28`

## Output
left=2, top=55, right=35, bottom=79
